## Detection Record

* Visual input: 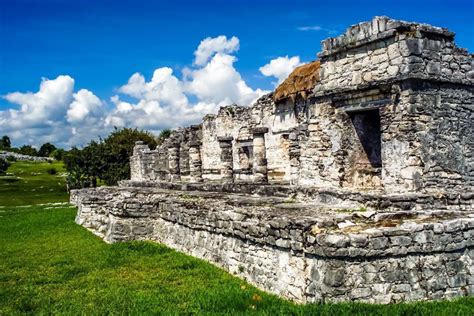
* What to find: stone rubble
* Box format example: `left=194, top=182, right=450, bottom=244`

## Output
left=0, top=150, right=54, bottom=162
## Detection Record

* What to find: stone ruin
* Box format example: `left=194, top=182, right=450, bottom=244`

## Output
left=72, top=17, right=474, bottom=303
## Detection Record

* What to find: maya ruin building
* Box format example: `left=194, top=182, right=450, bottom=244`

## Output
left=72, top=16, right=474, bottom=304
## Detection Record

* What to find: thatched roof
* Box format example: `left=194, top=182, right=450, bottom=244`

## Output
left=273, top=60, right=320, bottom=103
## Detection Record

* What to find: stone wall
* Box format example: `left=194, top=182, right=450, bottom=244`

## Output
left=109, top=17, right=474, bottom=304
left=0, top=150, right=54, bottom=162
left=296, top=16, right=474, bottom=193
left=129, top=16, right=473, bottom=195
left=315, top=16, right=473, bottom=95
left=72, top=186, right=474, bottom=303
left=415, top=84, right=474, bottom=192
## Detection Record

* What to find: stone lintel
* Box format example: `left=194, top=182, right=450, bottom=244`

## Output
left=189, top=140, right=202, bottom=147
left=251, top=127, right=269, bottom=135
left=168, top=139, right=181, bottom=147
left=340, top=98, right=391, bottom=113
left=217, top=136, right=234, bottom=142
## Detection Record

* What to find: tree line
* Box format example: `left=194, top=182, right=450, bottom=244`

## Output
left=1, top=135, right=64, bottom=160
left=1, top=128, right=165, bottom=189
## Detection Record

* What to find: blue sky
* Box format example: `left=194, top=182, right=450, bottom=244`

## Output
left=1, top=0, right=473, bottom=148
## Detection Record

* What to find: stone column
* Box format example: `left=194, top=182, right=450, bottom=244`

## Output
left=252, top=127, right=268, bottom=183
left=188, top=141, right=203, bottom=183
left=133, top=141, right=149, bottom=155
left=288, top=130, right=301, bottom=185
left=218, top=136, right=234, bottom=182
left=168, top=142, right=180, bottom=182
left=131, top=141, right=150, bottom=181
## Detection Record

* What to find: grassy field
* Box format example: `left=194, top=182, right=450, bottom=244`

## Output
left=0, top=161, right=473, bottom=315
left=0, top=161, right=68, bottom=206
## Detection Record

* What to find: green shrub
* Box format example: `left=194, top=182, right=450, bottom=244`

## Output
left=50, top=149, right=66, bottom=161
left=18, top=145, right=38, bottom=156
left=157, top=129, right=171, bottom=145
left=0, top=135, right=11, bottom=149
left=38, top=142, right=56, bottom=157
left=46, top=168, right=57, bottom=175
left=0, top=158, right=10, bottom=175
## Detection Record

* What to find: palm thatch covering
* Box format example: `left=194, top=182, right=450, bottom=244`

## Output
left=273, top=60, right=320, bottom=103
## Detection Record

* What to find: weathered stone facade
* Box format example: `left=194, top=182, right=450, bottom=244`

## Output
left=73, top=17, right=474, bottom=303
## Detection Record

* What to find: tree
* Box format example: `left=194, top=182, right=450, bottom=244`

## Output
left=0, top=158, right=10, bottom=175
left=38, top=142, right=57, bottom=157
left=0, top=135, right=11, bottom=149
left=99, top=127, right=157, bottom=185
left=50, top=148, right=66, bottom=161
left=157, top=129, right=171, bottom=145
left=64, top=145, right=101, bottom=189
left=18, top=145, right=38, bottom=156
left=64, top=127, right=157, bottom=188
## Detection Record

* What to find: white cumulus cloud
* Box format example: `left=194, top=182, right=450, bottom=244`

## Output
left=108, top=36, right=267, bottom=132
left=187, top=53, right=265, bottom=105
left=0, top=75, right=106, bottom=148
left=259, top=56, right=302, bottom=85
left=1, top=35, right=272, bottom=148
left=3, top=75, right=74, bottom=128
left=67, top=89, right=103, bottom=122
left=194, top=35, right=239, bottom=66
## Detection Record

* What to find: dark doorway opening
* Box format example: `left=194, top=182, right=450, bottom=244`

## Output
left=349, top=109, right=382, bottom=168
left=342, top=108, right=383, bottom=189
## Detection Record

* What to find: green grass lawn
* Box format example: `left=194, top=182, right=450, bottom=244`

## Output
left=0, top=161, right=68, bottom=206
left=0, top=162, right=473, bottom=314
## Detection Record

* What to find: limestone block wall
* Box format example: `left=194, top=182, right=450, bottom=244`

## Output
left=377, top=90, right=423, bottom=193
left=315, top=16, right=473, bottom=97
left=259, top=97, right=298, bottom=182
left=72, top=186, right=474, bottom=304
left=201, top=106, right=254, bottom=180
left=130, top=142, right=156, bottom=181
left=302, top=16, right=474, bottom=193
left=191, top=96, right=295, bottom=183
left=154, top=146, right=169, bottom=181
left=297, top=102, right=344, bottom=188
left=201, top=115, right=221, bottom=180
left=129, top=16, right=473, bottom=195
left=375, top=83, right=473, bottom=193
left=413, top=84, right=474, bottom=192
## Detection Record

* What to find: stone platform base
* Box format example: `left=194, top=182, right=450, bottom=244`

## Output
left=71, top=184, right=474, bottom=303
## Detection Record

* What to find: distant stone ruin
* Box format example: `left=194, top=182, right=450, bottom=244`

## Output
left=0, top=150, right=53, bottom=162
left=72, top=17, right=473, bottom=303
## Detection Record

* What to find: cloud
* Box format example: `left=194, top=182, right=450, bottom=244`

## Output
left=1, top=35, right=270, bottom=148
left=259, top=56, right=302, bottom=84
left=187, top=53, right=265, bottom=105
left=297, top=25, right=322, bottom=31
left=119, top=67, right=188, bottom=107
left=3, top=75, right=74, bottom=128
left=67, top=89, right=103, bottom=122
left=0, top=75, right=106, bottom=148
left=194, top=35, right=239, bottom=66
left=107, top=54, right=267, bottom=131
left=117, top=73, right=146, bottom=99
left=297, top=25, right=338, bottom=34
left=108, top=36, right=267, bottom=132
